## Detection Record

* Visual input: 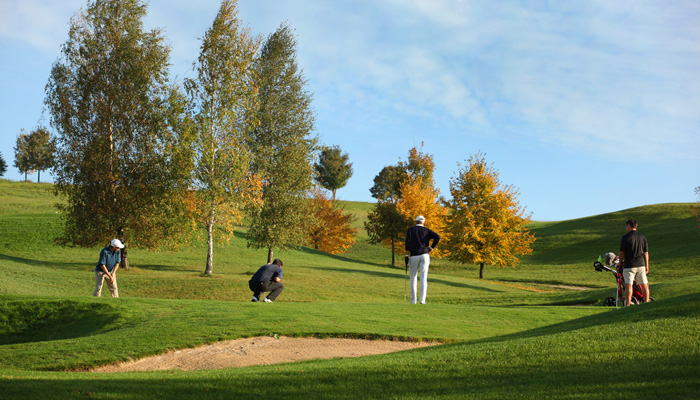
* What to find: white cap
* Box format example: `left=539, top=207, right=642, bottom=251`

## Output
left=110, top=239, right=125, bottom=249
left=415, top=215, right=425, bottom=223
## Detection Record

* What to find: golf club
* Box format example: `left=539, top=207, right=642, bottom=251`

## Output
left=404, top=255, right=409, bottom=302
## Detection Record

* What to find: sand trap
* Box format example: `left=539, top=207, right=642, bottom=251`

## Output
left=93, top=336, right=437, bottom=372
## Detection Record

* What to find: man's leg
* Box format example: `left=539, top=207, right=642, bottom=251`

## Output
left=641, top=284, right=650, bottom=303
left=249, top=281, right=262, bottom=300
left=106, top=277, right=119, bottom=298
left=409, top=256, right=420, bottom=304
left=93, top=271, right=105, bottom=297
left=622, top=268, right=636, bottom=307
left=624, top=283, right=633, bottom=306
left=261, top=281, right=284, bottom=301
left=418, top=254, right=430, bottom=304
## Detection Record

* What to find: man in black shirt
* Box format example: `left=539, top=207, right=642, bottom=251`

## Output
left=618, top=219, right=650, bottom=306
left=405, top=215, right=440, bottom=304
left=249, top=259, right=284, bottom=302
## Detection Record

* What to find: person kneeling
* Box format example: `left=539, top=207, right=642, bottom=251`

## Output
left=249, top=259, right=284, bottom=303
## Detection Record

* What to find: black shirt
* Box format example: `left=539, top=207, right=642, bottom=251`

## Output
left=620, top=230, right=648, bottom=269
left=405, top=225, right=440, bottom=256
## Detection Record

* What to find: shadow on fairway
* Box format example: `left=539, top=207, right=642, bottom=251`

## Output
left=306, top=266, right=505, bottom=293
left=474, top=292, right=700, bottom=345
left=0, top=253, right=86, bottom=270
left=298, top=246, right=387, bottom=268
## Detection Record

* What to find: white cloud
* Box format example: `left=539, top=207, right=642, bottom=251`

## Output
left=0, top=0, right=82, bottom=51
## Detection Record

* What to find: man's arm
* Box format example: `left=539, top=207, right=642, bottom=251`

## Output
left=644, top=252, right=649, bottom=274
left=429, top=230, right=441, bottom=250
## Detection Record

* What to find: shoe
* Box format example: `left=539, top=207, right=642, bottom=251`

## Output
left=264, top=298, right=273, bottom=303
left=251, top=296, right=259, bottom=302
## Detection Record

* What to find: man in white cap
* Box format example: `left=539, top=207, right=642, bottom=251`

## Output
left=405, top=215, right=440, bottom=304
left=93, top=239, right=124, bottom=297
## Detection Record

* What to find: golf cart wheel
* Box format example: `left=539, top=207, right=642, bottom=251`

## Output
left=603, top=297, right=616, bottom=307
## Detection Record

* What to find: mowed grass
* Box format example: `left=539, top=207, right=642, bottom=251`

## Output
left=1, top=179, right=699, bottom=399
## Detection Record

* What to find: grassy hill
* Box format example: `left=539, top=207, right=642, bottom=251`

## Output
left=1, top=179, right=699, bottom=399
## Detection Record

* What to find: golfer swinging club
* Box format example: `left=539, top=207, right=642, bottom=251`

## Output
left=405, top=215, right=440, bottom=304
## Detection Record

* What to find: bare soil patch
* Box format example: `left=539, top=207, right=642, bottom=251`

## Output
left=93, top=336, right=437, bottom=372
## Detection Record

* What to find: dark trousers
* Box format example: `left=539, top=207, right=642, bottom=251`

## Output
left=249, top=280, right=284, bottom=301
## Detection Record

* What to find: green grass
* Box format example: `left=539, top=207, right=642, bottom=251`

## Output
left=1, top=179, right=699, bottom=399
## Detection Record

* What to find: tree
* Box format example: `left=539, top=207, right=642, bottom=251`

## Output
left=247, top=23, right=318, bottom=264
left=29, top=127, right=55, bottom=183
left=306, top=189, right=357, bottom=254
left=443, top=152, right=535, bottom=279
left=365, top=200, right=409, bottom=267
left=185, top=0, right=262, bottom=276
left=369, top=165, right=406, bottom=202
left=396, top=177, right=448, bottom=259
left=314, top=145, right=353, bottom=200
left=13, top=131, right=31, bottom=181
left=13, top=127, right=55, bottom=182
left=365, top=145, right=441, bottom=266
left=45, top=0, right=193, bottom=269
left=0, top=152, right=7, bottom=177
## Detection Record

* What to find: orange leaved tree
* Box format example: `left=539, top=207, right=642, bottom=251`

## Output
left=306, top=189, right=358, bottom=254
left=443, top=152, right=535, bottom=279
left=396, top=176, right=448, bottom=259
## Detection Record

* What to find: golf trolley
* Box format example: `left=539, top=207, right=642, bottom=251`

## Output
left=593, top=252, right=652, bottom=307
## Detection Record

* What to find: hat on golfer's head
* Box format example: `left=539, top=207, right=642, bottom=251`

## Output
left=415, top=215, right=426, bottom=223
left=110, top=239, right=125, bottom=249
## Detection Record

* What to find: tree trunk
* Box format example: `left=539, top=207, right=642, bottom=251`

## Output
left=332, top=189, right=336, bottom=201
left=117, top=227, right=129, bottom=270
left=205, top=220, right=214, bottom=275
left=37, top=170, right=41, bottom=183
left=267, top=248, right=274, bottom=264
left=479, top=262, right=485, bottom=279
left=390, top=238, right=395, bottom=267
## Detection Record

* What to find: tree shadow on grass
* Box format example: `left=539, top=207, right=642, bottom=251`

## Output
left=0, top=253, right=85, bottom=270
left=305, top=266, right=504, bottom=293
left=473, top=292, right=700, bottom=345
left=297, top=246, right=387, bottom=268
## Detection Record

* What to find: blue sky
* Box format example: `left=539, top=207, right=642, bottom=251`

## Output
left=1, top=0, right=698, bottom=221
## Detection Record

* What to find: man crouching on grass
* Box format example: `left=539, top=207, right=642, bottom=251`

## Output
left=249, top=259, right=284, bottom=303
left=93, top=239, right=124, bottom=297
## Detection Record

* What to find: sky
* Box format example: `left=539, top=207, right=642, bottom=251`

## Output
left=1, top=0, right=698, bottom=221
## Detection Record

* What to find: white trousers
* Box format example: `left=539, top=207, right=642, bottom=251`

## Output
left=409, top=254, right=430, bottom=304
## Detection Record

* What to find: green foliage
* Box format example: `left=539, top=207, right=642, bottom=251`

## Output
left=12, top=127, right=54, bottom=182
left=44, top=0, right=192, bottom=252
left=314, top=145, right=353, bottom=200
left=247, top=23, right=318, bottom=263
left=185, top=0, right=262, bottom=275
left=369, top=165, right=406, bottom=201
left=365, top=201, right=409, bottom=266
left=0, top=152, right=6, bottom=176
left=12, top=131, right=31, bottom=180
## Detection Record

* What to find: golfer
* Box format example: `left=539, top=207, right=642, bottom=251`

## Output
left=249, top=259, right=284, bottom=303
left=405, top=215, right=440, bottom=304
left=93, top=238, right=124, bottom=297
left=618, top=219, right=650, bottom=306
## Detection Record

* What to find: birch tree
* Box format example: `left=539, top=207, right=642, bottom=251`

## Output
left=185, top=0, right=262, bottom=275
left=247, top=23, right=317, bottom=264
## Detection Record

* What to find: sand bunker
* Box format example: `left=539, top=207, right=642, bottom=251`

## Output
left=93, top=336, right=437, bottom=372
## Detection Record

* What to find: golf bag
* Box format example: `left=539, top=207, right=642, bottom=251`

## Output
left=593, top=252, right=652, bottom=307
